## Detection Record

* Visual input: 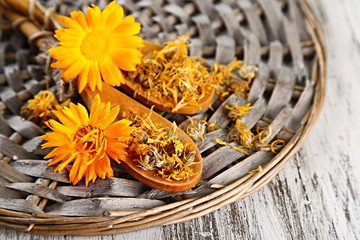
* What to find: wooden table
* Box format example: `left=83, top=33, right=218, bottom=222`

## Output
left=1, top=0, right=359, bottom=238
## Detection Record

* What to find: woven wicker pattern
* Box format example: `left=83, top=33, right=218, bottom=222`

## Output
left=0, top=0, right=325, bottom=235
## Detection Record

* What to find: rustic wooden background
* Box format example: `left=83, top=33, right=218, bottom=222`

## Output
left=1, top=0, right=360, bottom=239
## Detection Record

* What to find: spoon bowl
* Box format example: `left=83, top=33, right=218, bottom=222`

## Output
left=120, top=41, right=215, bottom=115
left=81, top=82, right=202, bottom=192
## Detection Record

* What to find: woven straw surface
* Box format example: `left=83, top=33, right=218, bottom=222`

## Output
left=0, top=0, right=325, bottom=235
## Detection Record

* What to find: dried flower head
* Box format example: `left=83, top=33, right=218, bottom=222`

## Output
left=225, top=103, right=253, bottom=121
left=215, top=109, right=285, bottom=155
left=21, top=90, right=67, bottom=126
left=183, top=117, right=207, bottom=148
left=210, top=59, right=257, bottom=99
left=229, top=119, right=253, bottom=147
left=40, top=94, right=133, bottom=186
left=128, top=34, right=213, bottom=112
left=123, top=109, right=198, bottom=181
left=49, top=1, right=143, bottom=93
left=237, top=65, right=258, bottom=80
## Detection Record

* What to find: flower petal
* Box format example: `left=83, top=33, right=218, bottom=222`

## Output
left=104, top=119, right=133, bottom=138
left=78, top=62, right=91, bottom=93
left=99, top=58, right=124, bottom=86
left=86, top=4, right=101, bottom=30
left=70, top=10, right=90, bottom=32
left=59, top=15, right=84, bottom=33
left=110, top=48, right=142, bottom=71
left=88, top=61, right=102, bottom=92
left=61, top=55, right=87, bottom=80
left=111, top=22, right=141, bottom=36
left=100, top=1, right=124, bottom=29
left=112, top=35, right=144, bottom=49
left=98, top=105, right=120, bottom=129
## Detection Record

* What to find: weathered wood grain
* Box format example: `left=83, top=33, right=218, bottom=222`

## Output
left=44, top=198, right=165, bottom=216
left=0, top=160, right=33, bottom=183
left=247, top=63, right=270, bottom=103
left=10, top=160, right=70, bottom=183
left=5, top=182, right=70, bottom=203
left=56, top=178, right=148, bottom=198
left=237, top=0, right=268, bottom=45
left=6, top=116, right=44, bottom=140
left=0, top=134, right=37, bottom=159
left=0, top=182, right=24, bottom=199
left=0, top=199, right=44, bottom=214
left=264, top=67, right=296, bottom=119
left=21, top=137, right=52, bottom=157
left=0, top=115, right=12, bottom=136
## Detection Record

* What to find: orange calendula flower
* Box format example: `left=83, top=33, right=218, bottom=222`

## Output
left=40, top=94, right=133, bottom=186
left=49, top=1, right=144, bottom=93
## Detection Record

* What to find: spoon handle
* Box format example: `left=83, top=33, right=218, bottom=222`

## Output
left=81, top=82, right=173, bottom=129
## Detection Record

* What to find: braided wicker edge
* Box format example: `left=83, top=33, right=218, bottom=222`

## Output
left=0, top=0, right=326, bottom=235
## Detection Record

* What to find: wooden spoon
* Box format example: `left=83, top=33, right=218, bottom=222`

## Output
left=121, top=42, right=215, bottom=115
left=81, top=82, right=203, bottom=192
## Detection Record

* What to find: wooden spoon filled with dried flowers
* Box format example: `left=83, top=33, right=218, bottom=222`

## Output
left=82, top=82, right=203, bottom=192
left=123, top=34, right=215, bottom=114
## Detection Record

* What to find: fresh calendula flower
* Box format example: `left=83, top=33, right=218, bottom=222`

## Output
left=49, top=1, right=144, bottom=93
left=40, top=94, right=133, bottom=186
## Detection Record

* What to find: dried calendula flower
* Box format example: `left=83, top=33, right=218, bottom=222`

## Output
left=128, top=34, right=213, bottom=112
left=21, top=90, right=69, bottom=127
left=182, top=117, right=207, bottom=148
left=210, top=59, right=258, bottom=99
left=229, top=119, right=253, bottom=147
left=237, top=65, right=258, bottom=80
left=225, top=103, right=253, bottom=121
left=214, top=105, right=286, bottom=155
left=40, top=94, right=134, bottom=186
left=123, top=109, right=198, bottom=181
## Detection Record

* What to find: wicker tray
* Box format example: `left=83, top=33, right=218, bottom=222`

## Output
left=0, top=0, right=325, bottom=235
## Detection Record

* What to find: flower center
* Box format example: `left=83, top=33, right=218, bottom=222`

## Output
left=73, top=125, right=106, bottom=155
left=80, top=32, right=110, bottom=60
